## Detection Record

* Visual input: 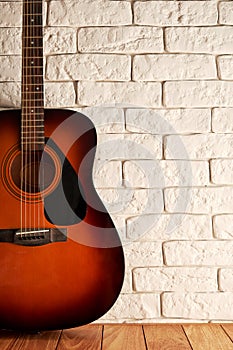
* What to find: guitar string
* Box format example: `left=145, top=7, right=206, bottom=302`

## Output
left=32, top=0, right=36, bottom=235
left=24, top=0, right=28, bottom=236
left=30, top=2, right=34, bottom=232
left=26, top=0, right=33, bottom=232
left=38, top=0, right=42, bottom=233
left=20, top=0, right=24, bottom=237
left=32, top=0, right=35, bottom=235
left=23, top=1, right=30, bottom=232
left=42, top=0, right=46, bottom=234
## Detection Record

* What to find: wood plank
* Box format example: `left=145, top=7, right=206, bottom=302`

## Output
left=222, top=324, right=233, bottom=342
left=102, top=325, right=146, bottom=350
left=144, top=324, right=192, bottom=350
left=10, top=331, right=61, bottom=350
left=57, top=325, right=102, bottom=350
left=0, top=331, right=21, bottom=349
left=183, top=324, right=233, bottom=350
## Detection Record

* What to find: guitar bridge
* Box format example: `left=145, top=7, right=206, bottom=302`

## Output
left=0, top=228, right=67, bottom=246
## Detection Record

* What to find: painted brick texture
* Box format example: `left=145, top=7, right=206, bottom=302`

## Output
left=0, top=0, right=233, bottom=323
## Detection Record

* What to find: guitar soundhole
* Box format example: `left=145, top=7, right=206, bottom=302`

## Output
left=2, top=145, right=61, bottom=201
left=12, top=151, right=56, bottom=193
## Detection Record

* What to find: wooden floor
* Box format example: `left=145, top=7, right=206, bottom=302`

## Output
left=0, top=324, right=232, bottom=349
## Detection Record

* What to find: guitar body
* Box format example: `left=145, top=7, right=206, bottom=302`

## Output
left=0, top=109, right=124, bottom=331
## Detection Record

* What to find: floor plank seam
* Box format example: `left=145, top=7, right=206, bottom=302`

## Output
left=55, top=330, right=63, bottom=350
left=181, top=325, right=194, bottom=350
left=100, top=325, right=104, bottom=350
left=220, top=325, right=233, bottom=343
left=142, top=325, right=148, bottom=350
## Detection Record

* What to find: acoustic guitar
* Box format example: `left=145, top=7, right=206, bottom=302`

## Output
left=0, top=0, right=124, bottom=331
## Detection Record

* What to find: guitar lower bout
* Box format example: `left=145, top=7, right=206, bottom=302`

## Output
left=0, top=108, right=125, bottom=331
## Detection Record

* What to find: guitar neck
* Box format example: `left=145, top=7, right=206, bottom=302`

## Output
left=21, top=0, right=45, bottom=150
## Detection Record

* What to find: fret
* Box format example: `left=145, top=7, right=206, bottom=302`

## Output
left=21, top=74, right=43, bottom=78
left=21, top=119, right=44, bottom=122
left=23, top=56, right=42, bottom=60
left=22, top=130, right=44, bottom=133
left=21, top=136, right=44, bottom=143
left=22, top=124, right=44, bottom=127
left=22, top=36, right=43, bottom=39
left=21, top=138, right=45, bottom=141
left=21, top=118, right=44, bottom=120
left=22, top=23, right=43, bottom=26
left=21, top=99, right=44, bottom=102
left=22, top=134, right=44, bottom=136
left=22, top=92, right=43, bottom=95
left=22, top=83, right=44, bottom=85
left=21, top=141, right=44, bottom=146
left=21, top=124, right=44, bottom=126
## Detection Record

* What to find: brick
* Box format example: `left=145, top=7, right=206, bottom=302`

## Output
left=0, top=56, right=21, bottom=81
left=211, top=159, right=233, bottom=185
left=126, top=108, right=211, bottom=134
left=78, top=81, right=161, bottom=107
left=134, top=1, right=217, bottom=26
left=123, top=160, right=209, bottom=187
left=108, top=214, right=126, bottom=243
left=165, top=27, right=233, bottom=54
left=165, top=134, right=233, bottom=159
left=120, top=271, right=132, bottom=294
left=0, top=82, right=75, bottom=108
left=165, top=187, right=233, bottom=214
left=102, top=293, right=160, bottom=320
left=0, top=2, right=47, bottom=27
left=0, top=82, right=21, bottom=108
left=219, top=269, right=233, bottom=291
left=133, top=54, right=216, bottom=81
left=78, top=26, right=163, bottom=54
left=77, top=107, right=125, bottom=133
left=126, top=214, right=212, bottom=241
left=219, top=2, right=233, bottom=25
left=98, top=188, right=164, bottom=215
left=218, top=56, right=233, bottom=80
left=162, top=292, right=233, bottom=319
left=95, top=133, right=162, bottom=160
left=163, top=240, right=233, bottom=266
left=213, top=215, right=233, bottom=239
left=48, top=0, right=132, bottom=26
left=0, top=28, right=21, bottom=54
left=212, top=108, right=233, bottom=133
left=124, top=242, right=163, bottom=267
left=164, top=133, right=233, bottom=159
left=46, top=54, right=131, bottom=81
left=133, top=267, right=217, bottom=292
left=164, top=81, right=233, bottom=107
left=0, top=2, right=22, bottom=26
left=93, top=160, right=122, bottom=188
left=44, top=27, right=77, bottom=54
left=45, top=82, right=76, bottom=107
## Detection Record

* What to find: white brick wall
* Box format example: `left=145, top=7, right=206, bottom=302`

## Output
left=1, top=0, right=233, bottom=323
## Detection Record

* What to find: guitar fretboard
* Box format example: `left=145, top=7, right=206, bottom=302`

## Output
left=21, top=0, right=44, bottom=150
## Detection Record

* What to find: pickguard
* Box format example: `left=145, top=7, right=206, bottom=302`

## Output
left=44, top=137, right=86, bottom=226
